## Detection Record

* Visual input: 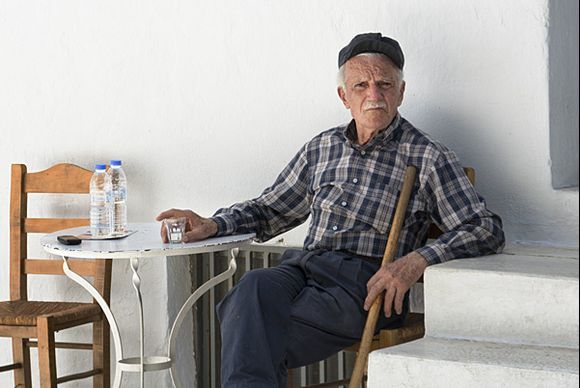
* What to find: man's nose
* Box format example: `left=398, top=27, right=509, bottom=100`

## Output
left=366, top=84, right=382, bottom=99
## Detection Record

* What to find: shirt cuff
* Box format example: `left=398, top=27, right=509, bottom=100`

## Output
left=415, top=243, right=450, bottom=266
left=209, top=214, right=236, bottom=237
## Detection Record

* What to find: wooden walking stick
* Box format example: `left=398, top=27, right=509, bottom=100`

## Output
left=348, top=165, right=417, bottom=388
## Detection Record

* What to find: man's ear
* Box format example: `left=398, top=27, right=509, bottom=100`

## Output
left=337, top=86, right=350, bottom=109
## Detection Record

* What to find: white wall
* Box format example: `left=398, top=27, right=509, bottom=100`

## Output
left=1, top=0, right=578, bottom=386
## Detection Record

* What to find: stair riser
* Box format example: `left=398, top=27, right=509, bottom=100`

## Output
left=425, top=271, right=579, bottom=348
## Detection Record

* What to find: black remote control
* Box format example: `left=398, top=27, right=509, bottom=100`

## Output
left=57, top=235, right=82, bottom=245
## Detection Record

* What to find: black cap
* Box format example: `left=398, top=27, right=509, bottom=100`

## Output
left=338, top=33, right=404, bottom=69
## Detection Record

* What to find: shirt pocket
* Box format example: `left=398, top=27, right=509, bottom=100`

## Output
left=313, top=181, right=399, bottom=235
left=313, top=182, right=344, bottom=213
left=353, top=184, right=399, bottom=234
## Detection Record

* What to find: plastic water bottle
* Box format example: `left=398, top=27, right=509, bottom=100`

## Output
left=109, top=160, right=128, bottom=233
left=90, top=164, right=113, bottom=237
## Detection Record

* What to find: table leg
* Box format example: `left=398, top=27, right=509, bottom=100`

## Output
left=168, top=248, right=239, bottom=388
left=62, top=257, right=124, bottom=388
left=130, top=257, right=145, bottom=388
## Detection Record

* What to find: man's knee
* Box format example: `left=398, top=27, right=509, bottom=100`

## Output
left=238, top=268, right=272, bottom=286
left=217, top=268, right=271, bottom=320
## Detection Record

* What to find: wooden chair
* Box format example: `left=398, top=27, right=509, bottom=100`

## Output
left=288, top=167, right=476, bottom=388
left=0, top=163, right=112, bottom=387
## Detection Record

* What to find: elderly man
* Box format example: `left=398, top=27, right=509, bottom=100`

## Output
left=157, top=33, right=505, bottom=387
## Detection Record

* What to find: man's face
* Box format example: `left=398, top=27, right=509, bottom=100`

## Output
left=338, top=54, right=405, bottom=140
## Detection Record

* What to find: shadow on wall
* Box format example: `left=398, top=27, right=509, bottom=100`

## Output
left=407, top=105, right=540, bottom=243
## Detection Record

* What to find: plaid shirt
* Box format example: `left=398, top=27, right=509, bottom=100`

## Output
left=211, top=114, right=505, bottom=265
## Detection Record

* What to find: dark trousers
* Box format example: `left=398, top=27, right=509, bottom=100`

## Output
left=217, top=249, right=408, bottom=388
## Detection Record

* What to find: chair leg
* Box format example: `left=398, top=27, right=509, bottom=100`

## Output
left=37, top=317, right=57, bottom=388
left=11, top=337, right=32, bottom=388
left=287, top=368, right=295, bottom=387
left=93, top=319, right=110, bottom=388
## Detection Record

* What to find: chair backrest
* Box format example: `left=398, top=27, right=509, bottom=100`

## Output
left=9, top=163, right=112, bottom=303
left=426, top=166, right=476, bottom=239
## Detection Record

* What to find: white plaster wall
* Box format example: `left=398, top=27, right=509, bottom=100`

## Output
left=1, top=0, right=578, bottom=386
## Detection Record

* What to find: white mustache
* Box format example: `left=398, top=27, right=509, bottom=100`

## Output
left=363, top=101, right=387, bottom=110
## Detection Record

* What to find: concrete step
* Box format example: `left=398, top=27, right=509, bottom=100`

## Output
left=424, top=253, right=579, bottom=348
left=368, top=337, right=579, bottom=388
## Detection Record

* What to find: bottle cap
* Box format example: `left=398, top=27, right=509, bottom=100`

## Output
left=95, top=164, right=107, bottom=171
left=110, top=160, right=122, bottom=166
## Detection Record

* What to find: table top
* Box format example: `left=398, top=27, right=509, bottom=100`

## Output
left=41, top=222, right=255, bottom=260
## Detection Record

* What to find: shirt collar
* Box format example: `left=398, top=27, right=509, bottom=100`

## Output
left=343, top=113, right=402, bottom=150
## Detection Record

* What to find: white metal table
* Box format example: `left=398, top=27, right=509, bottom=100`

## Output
left=41, top=222, right=254, bottom=388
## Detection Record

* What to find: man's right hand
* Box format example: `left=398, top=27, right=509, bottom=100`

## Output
left=156, top=208, right=218, bottom=243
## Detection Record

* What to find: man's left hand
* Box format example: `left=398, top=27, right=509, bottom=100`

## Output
left=364, top=252, right=428, bottom=317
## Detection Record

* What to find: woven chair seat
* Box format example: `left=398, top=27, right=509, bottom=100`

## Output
left=0, top=300, right=101, bottom=326
left=344, top=312, right=425, bottom=353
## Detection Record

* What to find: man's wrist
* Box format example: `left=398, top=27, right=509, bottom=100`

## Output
left=403, top=251, right=429, bottom=283
left=414, top=244, right=446, bottom=266
left=408, top=251, right=428, bottom=267
left=405, top=251, right=429, bottom=275
left=204, top=219, right=219, bottom=237
left=209, top=215, right=230, bottom=236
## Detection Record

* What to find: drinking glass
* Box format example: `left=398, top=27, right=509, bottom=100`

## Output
left=163, top=217, right=187, bottom=244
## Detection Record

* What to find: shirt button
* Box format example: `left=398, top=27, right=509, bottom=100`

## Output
left=361, top=151, right=366, bottom=156
left=353, top=178, right=358, bottom=184
left=332, top=225, right=338, bottom=231
left=341, top=201, right=347, bottom=207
